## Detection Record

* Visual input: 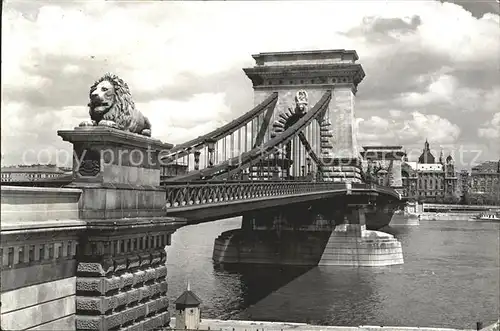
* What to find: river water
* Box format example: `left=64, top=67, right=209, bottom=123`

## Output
left=166, top=218, right=499, bottom=329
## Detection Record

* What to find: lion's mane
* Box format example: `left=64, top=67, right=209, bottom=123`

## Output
left=89, top=73, right=151, bottom=136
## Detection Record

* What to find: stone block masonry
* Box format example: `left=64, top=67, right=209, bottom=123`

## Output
left=318, top=224, right=404, bottom=266
left=213, top=229, right=331, bottom=266
left=1, top=125, right=184, bottom=331
left=212, top=196, right=404, bottom=267
left=244, top=50, right=365, bottom=183
left=0, top=217, right=84, bottom=331
left=74, top=219, right=174, bottom=331
left=0, top=186, right=183, bottom=331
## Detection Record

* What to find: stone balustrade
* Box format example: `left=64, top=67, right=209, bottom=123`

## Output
left=1, top=186, right=86, bottom=330
left=1, top=186, right=82, bottom=223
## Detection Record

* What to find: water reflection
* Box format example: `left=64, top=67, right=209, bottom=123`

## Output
left=237, top=220, right=499, bottom=328
left=215, top=264, right=314, bottom=318
left=167, top=218, right=499, bottom=328
left=166, top=218, right=313, bottom=319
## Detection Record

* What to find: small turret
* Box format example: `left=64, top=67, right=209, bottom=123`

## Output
left=174, top=282, right=202, bottom=330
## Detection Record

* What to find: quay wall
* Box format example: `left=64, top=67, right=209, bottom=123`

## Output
left=1, top=186, right=85, bottom=331
left=419, top=212, right=476, bottom=221
left=169, top=318, right=475, bottom=331
left=422, top=203, right=499, bottom=212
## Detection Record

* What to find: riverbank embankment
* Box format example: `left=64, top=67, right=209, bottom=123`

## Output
left=419, top=212, right=475, bottom=221
left=169, top=318, right=485, bottom=331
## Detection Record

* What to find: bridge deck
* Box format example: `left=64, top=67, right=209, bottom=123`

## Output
left=163, top=181, right=401, bottom=223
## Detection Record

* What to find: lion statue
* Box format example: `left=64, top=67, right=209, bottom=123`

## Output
left=79, top=73, right=152, bottom=137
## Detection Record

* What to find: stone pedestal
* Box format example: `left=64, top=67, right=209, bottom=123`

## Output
left=58, top=127, right=173, bottom=220
left=318, top=205, right=404, bottom=266
left=55, top=126, right=185, bottom=330
left=243, top=50, right=365, bottom=181
left=58, top=127, right=173, bottom=187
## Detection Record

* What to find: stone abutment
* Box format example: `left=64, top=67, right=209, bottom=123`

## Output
left=213, top=195, right=404, bottom=267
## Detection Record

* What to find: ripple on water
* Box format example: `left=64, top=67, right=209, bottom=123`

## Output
left=167, top=218, right=499, bottom=328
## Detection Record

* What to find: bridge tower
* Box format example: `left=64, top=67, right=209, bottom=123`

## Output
left=243, top=50, right=365, bottom=182
left=361, top=146, right=405, bottom=192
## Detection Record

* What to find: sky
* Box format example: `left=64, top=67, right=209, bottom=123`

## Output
left=1, top=0, right=499, bottom=170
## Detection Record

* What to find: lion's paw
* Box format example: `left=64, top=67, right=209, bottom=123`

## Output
left=98, top=120, right=119, bottom=129
left=79, top=120, right=97, bottom=127
left=141, top=129, right=152, bottom=137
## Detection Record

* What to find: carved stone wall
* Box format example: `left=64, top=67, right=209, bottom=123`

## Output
left=75, top=220, right=177, bottom=331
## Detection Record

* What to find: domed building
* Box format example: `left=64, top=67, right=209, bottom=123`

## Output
left=418, top=140, right=435, bottom=164
left=401, top=140, right=458, bottom=203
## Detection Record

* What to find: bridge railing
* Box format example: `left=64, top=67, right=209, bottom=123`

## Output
left=163, top=181, right=347, bottom=208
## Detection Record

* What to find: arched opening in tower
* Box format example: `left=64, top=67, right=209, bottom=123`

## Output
left=273, top=110, right=306, bottom=158
left=270, top=102, right=308, bottom=179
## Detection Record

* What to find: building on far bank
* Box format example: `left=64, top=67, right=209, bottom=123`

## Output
left=1, top=164, right=72, bottom=182
left=467, top=160, right=500, bottom=205
left=456, top=169, right=470, bottom=200
left=400, top=140, right=458, bottom=203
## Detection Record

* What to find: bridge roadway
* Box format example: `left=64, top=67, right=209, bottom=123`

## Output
left=163, top=181, right=402, bottom=224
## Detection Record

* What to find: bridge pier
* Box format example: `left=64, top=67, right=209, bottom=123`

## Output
left=318, top=203, right=404, bottom=266
left=213, top=195, right=404, bottom=267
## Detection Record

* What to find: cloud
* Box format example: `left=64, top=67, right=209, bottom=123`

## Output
left=398, top=74, right=500, bottom=113
left=138, top=93, right=232, bottom=143
left=358, top=111, right=460, bottom=145
left=389, top=110, right=403, bottom=118
left=1, top=0, right=499, bottom=168
left=478, top=113, right=500, bottom=140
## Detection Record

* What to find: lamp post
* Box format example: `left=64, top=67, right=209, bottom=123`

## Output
left=205, top=138, right=216, bottom=168
left=194, top=151, right=201, bottom=171
left=186, top=147, right=192, bottom=170
left=306, top=157, right=311, bottom=175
